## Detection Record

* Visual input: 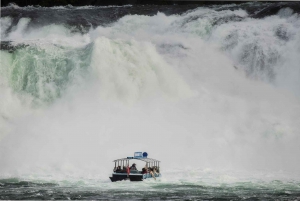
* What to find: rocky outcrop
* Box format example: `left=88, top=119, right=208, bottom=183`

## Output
left=2, top=0, right=247, bottom=7
left=251, top=2, right=300, bottom=18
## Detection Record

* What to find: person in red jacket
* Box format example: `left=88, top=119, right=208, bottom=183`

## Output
left=126, top=166, right=130, bottom=177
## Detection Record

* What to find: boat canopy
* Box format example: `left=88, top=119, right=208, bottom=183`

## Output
left=113, top=157, right=160, bottom=163
left=112, top=152, right=160, bottom=168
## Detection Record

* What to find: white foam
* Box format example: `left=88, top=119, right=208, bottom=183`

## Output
left=0, top=17, right=12, bottom=39
left=89, top=37, right=194, bottom=103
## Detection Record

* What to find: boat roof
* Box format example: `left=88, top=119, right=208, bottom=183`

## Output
left=113, top=157, right=160, bottom=163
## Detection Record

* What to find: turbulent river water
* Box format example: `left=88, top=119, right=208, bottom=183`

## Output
left=1, top=2, right=300, bottom=200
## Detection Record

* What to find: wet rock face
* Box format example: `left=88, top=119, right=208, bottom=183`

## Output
left=0, top=4, right=200, bottom=34
left=2, top=2, right=299, bottom=36
left=0, top=41, right=15, bottom=53
left=250, top=2, right=300, bottom=18
left=0, top=0, right=286, bottom=7
left=1, top=0, right=207, bottom=7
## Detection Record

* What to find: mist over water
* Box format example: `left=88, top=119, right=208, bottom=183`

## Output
left=1, top=2, right=300, bottom=199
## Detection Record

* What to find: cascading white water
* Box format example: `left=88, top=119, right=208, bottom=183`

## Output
left=0, top=5, right=300, bottom=182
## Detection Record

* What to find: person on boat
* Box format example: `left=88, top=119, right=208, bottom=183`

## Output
left=153, top=166, right=159, bottom=173
left=121, top=166, right=127, bottom=173
left=148, top=167, right=156, bottom=180
left=130, top=163, right=137, bottom=170
left=141, top=166, right=148, bottom=174
left=116, top=166, right=122, bottom=172
left=126, top=165, right=130, bottom=177
left=153, top=166, right=159, bottom=176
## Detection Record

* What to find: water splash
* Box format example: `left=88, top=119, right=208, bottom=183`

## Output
left=0, top=4, right=300, bottom=181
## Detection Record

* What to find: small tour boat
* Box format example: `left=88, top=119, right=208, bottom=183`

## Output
left=109, top=152, right=161, bottom=182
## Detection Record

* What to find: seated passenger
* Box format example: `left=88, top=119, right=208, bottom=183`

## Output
left=130, top=163, right=137, bottom=170
left=116, top=166, right=122, bottom=172
left=121, top=166, right=127, bottom=173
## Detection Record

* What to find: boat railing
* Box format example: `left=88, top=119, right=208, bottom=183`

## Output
left=143, top=173, right=161, bottom=179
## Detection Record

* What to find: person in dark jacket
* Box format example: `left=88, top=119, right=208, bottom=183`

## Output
left=115, top=166, right=122, bottom=172
left=141, top=167, right=148, bottom=174
left=130, top=163, right=137, bottom=170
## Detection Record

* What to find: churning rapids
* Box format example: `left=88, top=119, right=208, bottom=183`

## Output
left=1, top=2, right=300, bottom=200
